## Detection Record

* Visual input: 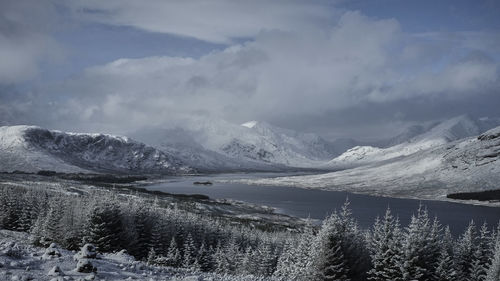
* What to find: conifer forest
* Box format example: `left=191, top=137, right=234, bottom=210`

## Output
left=1, top=183, right=499, bottom=281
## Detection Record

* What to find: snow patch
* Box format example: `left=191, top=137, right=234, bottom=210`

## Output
left=241, top=121, right=258, bottom=129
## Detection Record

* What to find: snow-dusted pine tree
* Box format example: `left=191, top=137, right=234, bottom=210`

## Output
left=367, top=208, right=403, bottom=281
left=84, top=203, right=123, bottom=253
left=274, top=238, right=296, bottom=279
left=433, top=247, right=457, bottom=281
left=134, top=204, right=154, bottom=259
left=256, top=240, right=277, bottom=276
left=149, top=217, right=167, bottom=256
left=455, top=221, right=478, bottom=281
left=182, top=233, right=198, bottom=269
left=166, top=237, right=181, bottom=267
left=400, top=206, right=432, bottom=281
left=486, top=237, right=500, bottom=281
left=311, top=214, right=350, bottom=281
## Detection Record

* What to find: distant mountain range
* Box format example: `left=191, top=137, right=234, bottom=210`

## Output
left=129, top=118, right=340, bottom=171
left=235, top=116, right=500, bottom=200
left=326, top=115, right=500, bottom=167
left=1, top=115, right=499, bottom=178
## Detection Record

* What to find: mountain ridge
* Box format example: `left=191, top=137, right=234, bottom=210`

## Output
left=0, top=125, right=191, bottom=174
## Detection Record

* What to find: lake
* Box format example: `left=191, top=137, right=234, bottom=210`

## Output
left=145, top=173, right=500, bottom=235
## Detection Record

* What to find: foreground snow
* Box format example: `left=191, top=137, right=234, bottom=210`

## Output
left=0, top=230, right=274, bottom=281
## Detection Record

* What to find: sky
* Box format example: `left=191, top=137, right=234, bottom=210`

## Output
left=1, top=0, right=499, bottom=140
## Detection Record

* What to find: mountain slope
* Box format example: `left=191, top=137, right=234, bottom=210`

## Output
left=129, top=127, right=282, bottom=172
left=131, top=119, right=339, bottom=170
left=0, top=126, right=191, bottom=174
left=199, top=119, right=338, bottom=167
left=237, top=125, right=500, bottom=201
left=326, top=115, right=499, bottom=167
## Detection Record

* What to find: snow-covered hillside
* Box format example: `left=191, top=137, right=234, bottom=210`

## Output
left=235, top=125, right=500, bottom=202
left=379, top=115, right=500, bottom=148
left=326, top=115, right=500, bottom=167
left=0, top=126, right=191, bottom=174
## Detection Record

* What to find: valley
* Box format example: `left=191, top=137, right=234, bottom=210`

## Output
left=2, top=116, right=500, bottom=281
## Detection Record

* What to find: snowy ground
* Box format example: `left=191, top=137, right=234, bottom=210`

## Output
left=0, top=230, right=274, bottom=281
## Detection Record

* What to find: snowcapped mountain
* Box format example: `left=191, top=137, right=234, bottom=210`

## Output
left=129, top=127, right=278, bottom=172
left=238, top=125, right=500, bottom=201
left=131, top=118, right=339, bottom=170
left=0, top=125, right=191, bottom=174
left=326, top=115, right=500, bottom=167
left=219, top=120, right=338, bottom=167
left=3, top=115, right=499, bottom=175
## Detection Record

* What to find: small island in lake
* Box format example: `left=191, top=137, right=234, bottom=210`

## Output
left=193, top=181, right=213, bottom=185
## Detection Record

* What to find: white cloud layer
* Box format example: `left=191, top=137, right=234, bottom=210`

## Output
left=0, top=0, right=62, bottom=83
left=38, top=11, right=499, bottom=135
left=1, top=1, right=499, bottom=138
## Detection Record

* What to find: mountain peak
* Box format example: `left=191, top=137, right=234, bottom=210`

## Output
left=241, top=121, right=258, bottom=129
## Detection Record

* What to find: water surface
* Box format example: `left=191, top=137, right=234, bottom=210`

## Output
left=145, top=173, right=500, bottom=235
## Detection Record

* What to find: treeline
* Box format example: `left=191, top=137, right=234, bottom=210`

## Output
left=1, top=184, right=500, bottom=281
left=448, top=189, right=500, bottom=202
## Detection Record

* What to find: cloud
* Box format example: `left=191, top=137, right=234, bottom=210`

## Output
left=25, top=10, right=496, bottom=137
left=68, top=0, right=335, bottom=43
left=2, top=2, right=499, bottom=139
left=0, top=0, right=63, bottom=84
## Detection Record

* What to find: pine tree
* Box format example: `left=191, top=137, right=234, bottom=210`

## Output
left=182, top=233, right=197, bottom=269
left=17, top=195, right=35, bottom=232
left=400, top=208, right=429, bottom=281
left=197, top=242, right=212, bottom=272
left=29, top=212, right=47, bottom=246
left=367, top=208, right=403, bottom=281
left=149, top=218, right=166, bottom=256
left=214, top=237, right=242, bottom=274
left=240, top=246, right=255, bottom=275
left=471, top=247, right=489, bottom=281
left=84, top=203, right=123, bottom=253
left=42, top=198, right=65, bottom=243
left=473, top=222, right=494, bottom=281
left=131, top=204, right=153, bottom=259
left=312, top=214, right=350, bottom=281
left=456, top=221, right=478, bottom=281
left=213, top=242, right=228, bottom=274
left=433, top=248, right=457, bottom=281
left=0, top=190, right=22, bottom=230
left=147, top=247, right=157, bottom=265
left=441, top=226, right=454, bottom=255
left=324, top=236, right=349, bottom=281
left=295, top=224, right=316, bottom=280
left=425, top=217, right=443, bottom=280
left=166, top=237, right=181, bottom=267
left=274, top=238, right=296, bottom=279
left=256, top=240, right=277, bottom=276
left=486, top=238, right=500, bottom=281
